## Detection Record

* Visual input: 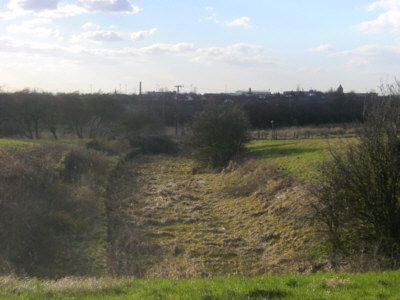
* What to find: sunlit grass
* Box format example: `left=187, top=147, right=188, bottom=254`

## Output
left=0, top=138, right=89, bottom=149
left=247, top=138, right=352, bottom=181
left=0, top=138, right=39, bottom=148
left=1, top=271, right=399, bottom=299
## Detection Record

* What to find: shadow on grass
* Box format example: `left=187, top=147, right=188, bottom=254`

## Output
left=203, top=288, right=289, bottom=300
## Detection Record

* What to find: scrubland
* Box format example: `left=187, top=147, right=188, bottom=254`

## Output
left=0, top=136, right=399, bottom=299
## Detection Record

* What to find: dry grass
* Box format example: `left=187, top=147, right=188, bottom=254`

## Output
left=251, top=123, right=362, bottom=140
left=0, top=137, right=325, bottom=279
left=326, top=277, right=352, bottom=288
left=0, top=275, right=129, bottom=295
left=0, top=144, right=112, bottom=278
left=105, top=154, right=316, bottom=278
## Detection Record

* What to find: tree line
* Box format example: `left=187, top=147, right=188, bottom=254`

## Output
left=0, top=90, right=371, bottom=139
left=0, top=92, right=205, bottom=139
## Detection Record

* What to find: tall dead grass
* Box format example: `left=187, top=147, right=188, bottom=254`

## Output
left=251, top=123, right=362, bottom=140
left=0, top=144, right=111, bottom=278
left=222, top=159, right=295, bottom=198
left=0, top=275, right=129, bottom=295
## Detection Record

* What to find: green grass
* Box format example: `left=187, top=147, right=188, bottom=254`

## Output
left=1, top=271, right=399, bottom=299
left=247, top=138, right=349, bottom=181
left=0, top=138, right=89, bottom=149
left=0, top=138, right=42, bottom=148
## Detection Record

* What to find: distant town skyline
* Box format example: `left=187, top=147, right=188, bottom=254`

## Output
left=0, top=0, right=399, bottom=94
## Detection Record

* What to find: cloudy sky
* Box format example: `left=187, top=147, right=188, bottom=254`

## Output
left=0, top=0, right=399, bottom=94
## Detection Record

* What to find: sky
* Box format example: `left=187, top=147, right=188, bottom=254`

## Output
left=0, top=0, right=399, bottom=94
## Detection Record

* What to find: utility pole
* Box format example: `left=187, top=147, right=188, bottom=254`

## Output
left=162, top=93, right=166, bottom=125
left=174, top=85, right=184, bottom=136
left=174, top=85, right=183, bottom=95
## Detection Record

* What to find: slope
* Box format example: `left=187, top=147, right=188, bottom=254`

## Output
left=106, top=154, right=315, bottom=278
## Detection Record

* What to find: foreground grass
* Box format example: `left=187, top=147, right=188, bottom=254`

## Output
left=1, top=271, right=399, bottom=299
left=247, top=138, right=348, bottom=180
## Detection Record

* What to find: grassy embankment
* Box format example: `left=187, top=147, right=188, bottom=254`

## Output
left=0, top=137, right=342, bottom=180
left=2, top=136, right=398, bottom=299
left=1, top=271, right=399, bottom=299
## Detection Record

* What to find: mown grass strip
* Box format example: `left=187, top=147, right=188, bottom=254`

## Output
left=247, top=139, right=349, bottom=181
left=0, top=138, right=39, bottom=148
left=0, top=138, right=89, bottom=149
left=0, top=271, right=399, bottom=299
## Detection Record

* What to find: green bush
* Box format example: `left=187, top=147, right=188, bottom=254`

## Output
left=313, top=94, right=400, bottom=269
left=187, top=105, right=250, bottom=169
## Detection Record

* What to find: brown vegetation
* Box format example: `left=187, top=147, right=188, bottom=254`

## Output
left=250, top=123, right=362, bottom=140
left=0, top=144, right=111, bottom=277
left=106, top=155, right=315, bottom=278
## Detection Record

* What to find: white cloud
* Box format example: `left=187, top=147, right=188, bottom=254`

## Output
left=7, top=0, right=59, bottom=12
left=355, top=0, right=400, bottom=33
left=194, top=43, right=279, bottom=67
left=76, top=0, right=140, bottom=13
left=0, top=37, right=279, bottom=69
left=204, top=12, right=220, bottom=24
left=367, top=0, right=400, bottom=11
left=205, top=6, right=213, bottom=11
left=82, top=22, right=100, bottom=30
left=308, top=44, right=335, bottom=52
left=7, top=18, right=60, bottom=38
left=332, top=44, right=400, bottom=66
left=70, top=30, right=123, bottom=43
left=130, top=28, right=157, bottom=41
left=0, top=37, right=289, bottom=93
left=132, top=43, right=196, bottom=55
left=0, top=38, right=81, bottom=58
left=0, top=0, right=140, bottom=19
left=225, top=17, right=253, bottom=28
left=202, top=13, right=254, bottom=28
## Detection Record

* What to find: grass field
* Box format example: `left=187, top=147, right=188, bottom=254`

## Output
left=0, top=137, right=342, bottom=181
left=0, top=138, right=42, bottom=148
left=1, top=271, right=399, bottom=299
left=0, top=136, right=346, bottom=181
left=247, top=138, right=350, bottom=181
left=0, top=138, right=89, bottom=149
left=3, top=136, right=395, bottom=300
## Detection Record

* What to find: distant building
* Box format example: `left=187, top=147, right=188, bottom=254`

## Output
left=236, top=89, right=272, bottom=98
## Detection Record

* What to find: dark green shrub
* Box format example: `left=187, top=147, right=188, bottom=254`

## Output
left=86, top=138, right=131, bottom=155
left=186, top=105, right=250, bottom=169
left=86, top=139, right=106, bottom=152
left=129, top=135, right=179, bottom=155
left=122, top=108, right=162, bottom=134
